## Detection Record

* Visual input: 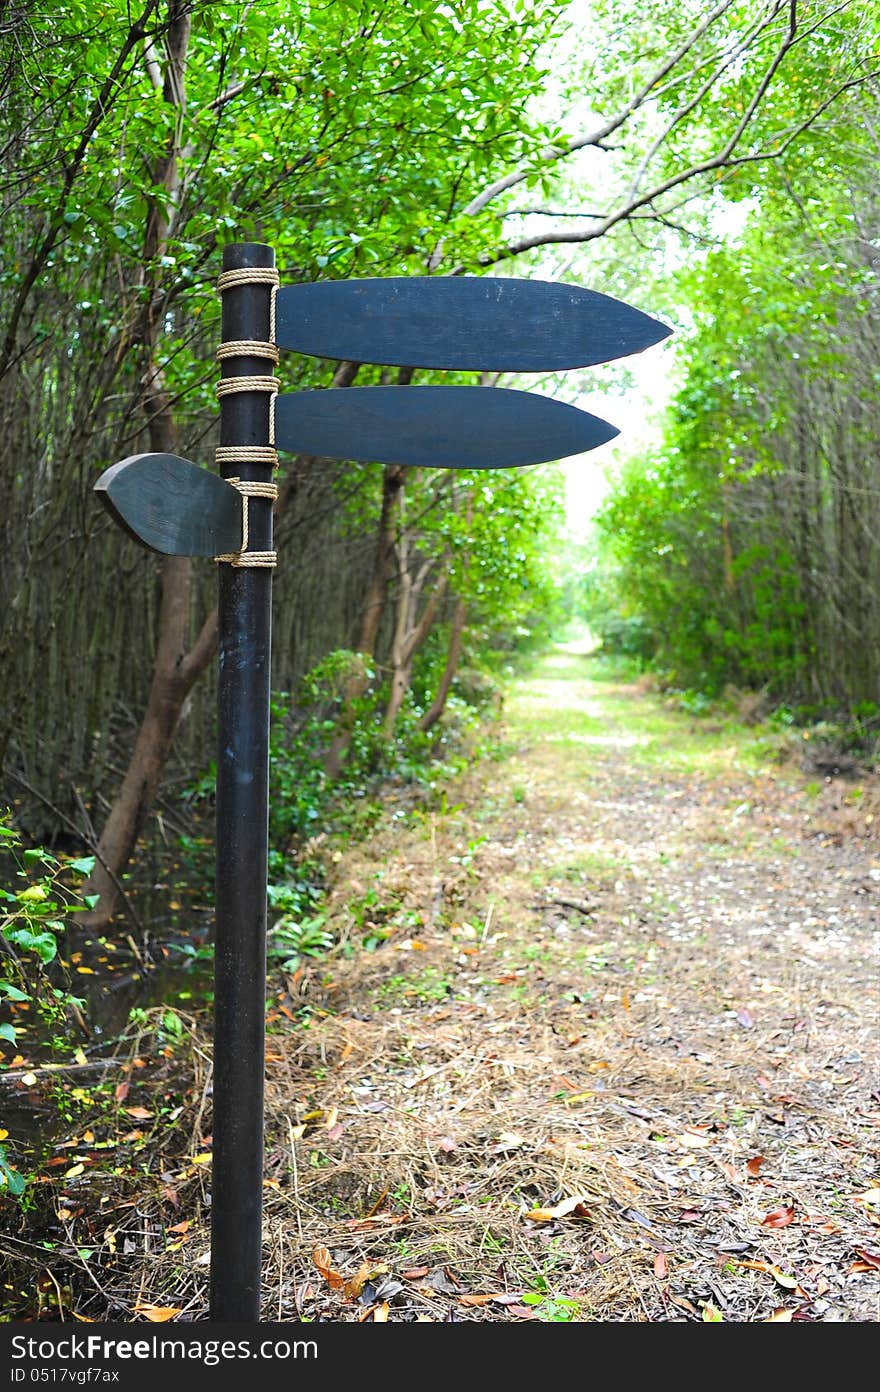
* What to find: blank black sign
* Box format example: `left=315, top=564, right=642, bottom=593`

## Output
left=94, top=453, right=243, bottom=556
left=274, top=385, right=618, bottom=469
left=275, top=276, right=671, bottom=372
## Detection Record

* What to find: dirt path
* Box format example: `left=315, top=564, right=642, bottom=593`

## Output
left=257, top=647, right=879, bottom=1323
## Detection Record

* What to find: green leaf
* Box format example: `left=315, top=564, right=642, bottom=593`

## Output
left=0, top=983, right=29, bottom=1002
left=67, top=856, right=96, bottom=876
left=0, top=1022, right=18, bottom=1043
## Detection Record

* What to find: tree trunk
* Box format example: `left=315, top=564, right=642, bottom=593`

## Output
left=323, top=460, right=408, bottom=776
left=419, top=595, right=466, bottom=732
left=82, top=5, right=197, bottom=927
left=382, top=560, right=447, bottom=736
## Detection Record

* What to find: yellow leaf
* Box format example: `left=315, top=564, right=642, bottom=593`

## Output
left=21, top=1072, right=38, bottom=1086
left=64, top=1163, right=85, bottom=1179
left=563, top=1091, right=593, bottom=1106
left=82, top=1129, right=94, bottom=1143
left=765, top=1308, right=796, bottom=1322
left=134, top=1306, right=182, bottom=1322
left=76, top=967, right=95, bottom=975
left=0, top=1128, right=8, bottom=1140
left=525, top=1194, right=595, bottom=1222
left=190, top=1152, right=212, bottom=1165
left=372, top=1302, right=389, bottom=1322
left=74, top=1048, right=88, bottom=1066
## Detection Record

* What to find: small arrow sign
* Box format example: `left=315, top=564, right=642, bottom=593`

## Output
left=275, top=276, right=670, bottom=371
left=275, top=385, right=618, bottom=469
left=94, top=453, right=243, bottom=557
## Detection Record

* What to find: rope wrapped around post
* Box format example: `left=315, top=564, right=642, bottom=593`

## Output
left=214, top=264, right=280, bottom=566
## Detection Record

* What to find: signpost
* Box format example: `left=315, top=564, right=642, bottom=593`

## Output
left=94, top=243, right=669, bottom=1321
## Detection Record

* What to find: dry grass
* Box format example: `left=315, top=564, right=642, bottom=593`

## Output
left=4, top=652, right=878, bottom=1323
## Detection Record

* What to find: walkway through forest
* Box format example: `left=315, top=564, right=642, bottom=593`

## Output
left=249, top=647, right=879, bottom=1322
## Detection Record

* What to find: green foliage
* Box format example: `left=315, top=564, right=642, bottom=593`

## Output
left=590, top=148, right=880, bottom=709
left=0, top=813, right=92, bottom=1201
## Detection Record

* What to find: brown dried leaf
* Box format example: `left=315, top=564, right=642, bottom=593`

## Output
left=746, top=1154, right=767, bottom=1178
left=854, top=1248, right=880, bottom=1270
left=312, top=1245, right=345, bottom=1290
left=654, top=1252, right=668, bottom=1279
left=134, top=1306, right=182, bottom=1322
left=343, top=1260, right=389, bottom=1301
left=402, top=1267, right=430, bottom=1280
left=761, top=1205, right=796, bottom=1229
left=114, top=1081, right=130, bottom=1103
left=124, top=1106, right=153, bottom=1120
left=459, top=1294, right=504, bottom=1307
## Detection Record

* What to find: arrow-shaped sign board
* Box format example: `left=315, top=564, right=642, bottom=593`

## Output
left=94, top=453, right=242, bottom=556
left=275, top=385, right=618, bottom=468
left=275, top=276, right=670, bottom=371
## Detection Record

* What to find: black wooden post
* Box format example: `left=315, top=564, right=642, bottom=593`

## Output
left=211, top=242, right=279, bottom=1322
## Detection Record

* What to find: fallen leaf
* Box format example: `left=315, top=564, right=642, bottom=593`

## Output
left=21, top=1072, right=37, bottom=1087
left=459, top=1293, right=504, bottom=1307
left=189, top=1152, right=211, bottom=1165
left=746, top=1155, right=767, bottom=1177
left=678, top=1209, right=702, bottom=1223
left=134, top=1306, right=181, bottom=1322
left=669, top=1293, right=698, bottom=1315
left=63, top=1163, right=85, bottom=1180
left=372, top=1302, right=389, bottom=1322
left=654, top=1252, right=668, bottom=1279
left=438, top=1136, right=457, bottom=1153
left=701, top=1302, right=723, bottom=1321
left=854, top=1249, right=880, bottom=1270
left=507, top=1305, right=538, bottom=1319
left=343, top=1260, right=389, bottom=1301
left=525, top=1194, right=595, bottom=1222
left=674, top=1131, right=713, bottom=1149
left=737, top=1008, right=754, bottom=1028
left=488, top=1132, right=525, bottom=1153
left=402, top=1267, right=430, bottom=1280
left=764, top=1308, right=796, bottom=1322
left=114, top=1082, right=130, bottom=1103
left=853, top=1188, right=880, bottom=1208
left=312, top=1245, right=345, bottom=1290
left=167, top=1220, right=190, bottom=1235
left=761, top=1205, right=796, bottom=1229
left=124, top=1107, right=153, bottom=1120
